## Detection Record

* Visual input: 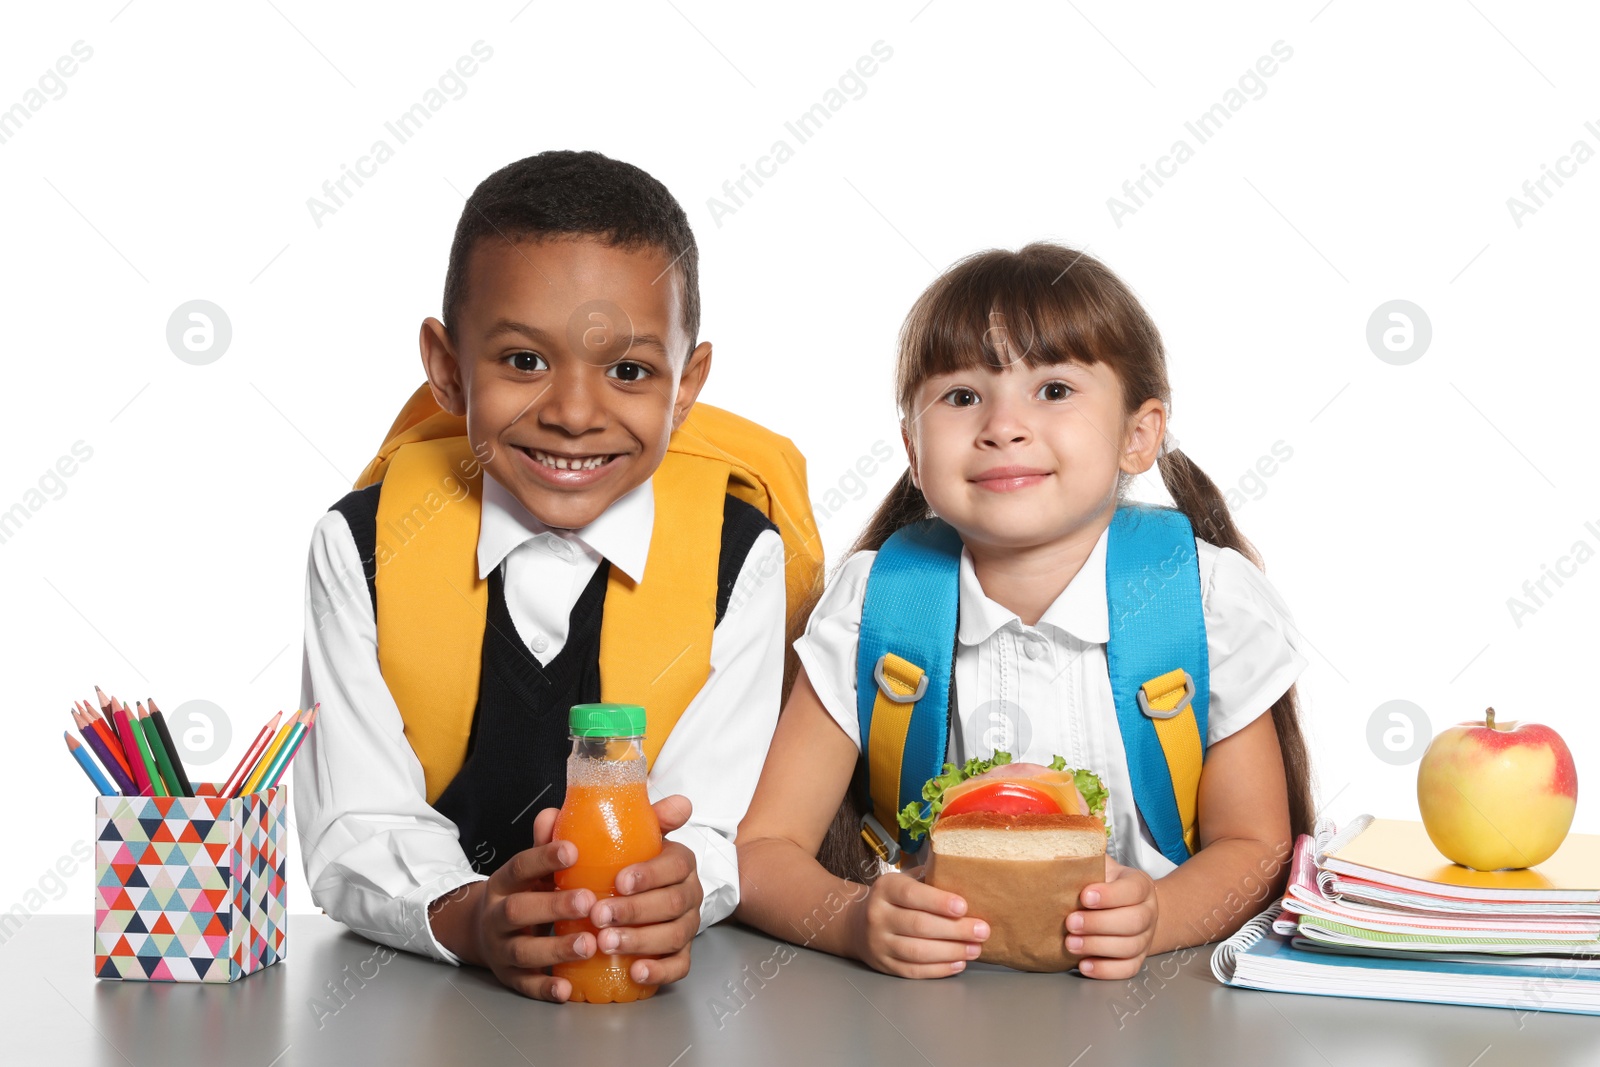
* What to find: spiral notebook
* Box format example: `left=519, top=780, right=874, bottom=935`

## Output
left=1212, top=901, right=1600, bottom=1015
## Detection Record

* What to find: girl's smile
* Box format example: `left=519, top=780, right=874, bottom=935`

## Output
left=970, top=464, right=1053, bottom=492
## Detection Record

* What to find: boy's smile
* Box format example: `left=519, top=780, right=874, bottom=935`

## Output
left=420, top=236, right=711, bottom=530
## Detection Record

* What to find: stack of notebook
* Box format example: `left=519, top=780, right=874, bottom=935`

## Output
left=1213, top=814, right=1600, bottom=1015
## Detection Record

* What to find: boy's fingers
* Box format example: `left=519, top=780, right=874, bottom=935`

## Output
left=503, top=930, right=596, bottom=970
left=531, top=807, right=559, bottom=848
left=595, top=907, right=698, bottom=957
left=501, top=969, right=573, bottom=1003
left=594, top=877, right=700, bottom=930
left=651, top=794, right=693, bottom=833
left=615, top=841, right=695, bottom=897
left=497, top=841, right=575, bottom=890
left=1068, top=906, right=1150, bottom=938
left=630, top=944, right=691, bottom=987
left=498, top=887, right=594, bottom=932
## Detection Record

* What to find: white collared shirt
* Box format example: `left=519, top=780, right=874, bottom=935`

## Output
left=792, top=524, right=1308, bottom=879
left=295, top=471, right=786, bottom=963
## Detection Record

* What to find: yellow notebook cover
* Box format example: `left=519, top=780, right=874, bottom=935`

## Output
left=1328, top=818, right=1600, bottom=896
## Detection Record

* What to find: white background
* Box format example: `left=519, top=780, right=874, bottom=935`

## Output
left=3, top=1, right=1596, bottom=914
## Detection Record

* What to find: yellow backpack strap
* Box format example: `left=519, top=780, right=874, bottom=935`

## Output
left=598, top=450, right=728, bottom=768
left=371, top=436, right=487, bottom=804
left=1138, top=667, right=1204, bottom=854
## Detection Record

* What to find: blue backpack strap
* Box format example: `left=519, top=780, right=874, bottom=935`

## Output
left=855, top=519, right=963, bottom=858
left=1105, top=504, right=1210, bottom=867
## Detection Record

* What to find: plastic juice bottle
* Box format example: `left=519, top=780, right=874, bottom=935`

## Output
left=551, top=702, right=663, bottom=1003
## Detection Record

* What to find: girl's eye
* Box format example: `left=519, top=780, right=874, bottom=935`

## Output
left=607, top=361, right=653, bottom=382
left=942, top=386, right=979, bottom=407
left=508, top=352, right=548, bottom=373
left=1037, top=380, right=1073, bottom=402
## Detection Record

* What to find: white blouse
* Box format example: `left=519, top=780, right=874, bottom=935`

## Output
left=792, top=522, right=1308, bottom=879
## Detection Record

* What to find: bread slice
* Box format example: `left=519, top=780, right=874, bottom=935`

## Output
left=925, top=812, right=1107, bottom=973
left=930, top=812, right=1106, bottom=860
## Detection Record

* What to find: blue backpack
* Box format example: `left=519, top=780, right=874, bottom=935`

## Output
left=855, top=504, right=1210, bottom=866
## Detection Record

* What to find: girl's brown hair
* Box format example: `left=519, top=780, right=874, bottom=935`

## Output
left=819, top=242, right=1314, bottom=880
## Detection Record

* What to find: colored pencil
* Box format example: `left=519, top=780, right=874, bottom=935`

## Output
left=128, top=705, right=166, bottom=797
left=94, top=685, right=113, bottom=722
left=74, top=708, right=134, bottom=794
left=221, top=711, right=282, bottom=797
left=80, top=703, right=133, bottom=779
left=112, top=704, right=154, bottom=795
left=66, top=732, right=116, bottom=795
left=240, top=710, right=300, bottom=796
left=260, top=703, right=318, bottom=790
left=146, top=699, right=193, bottom=797
left=137, top=703, right=181, bottom=798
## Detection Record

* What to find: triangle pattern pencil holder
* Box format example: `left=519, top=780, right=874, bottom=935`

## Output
left=93, top=784, right=288, bottom=982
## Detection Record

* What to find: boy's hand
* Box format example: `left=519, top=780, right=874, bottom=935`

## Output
left=1067, top=856, right=1158, bottom=980
left=570, top=794, right=704, bottom=987
left=849, top=868, right=990, bottom=979
left=429, top=837, right=600, bottom=1002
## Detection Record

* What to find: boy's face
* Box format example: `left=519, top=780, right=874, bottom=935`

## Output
left=421, top=236, right=711, bottom=530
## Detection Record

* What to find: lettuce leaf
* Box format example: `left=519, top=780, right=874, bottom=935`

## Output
left=896, top=751, right=1108, bottom=842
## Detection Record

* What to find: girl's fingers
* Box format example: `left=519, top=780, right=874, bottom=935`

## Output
left=1077, top=954, right=1145, bottom=981
left=496, top=886, right=594, bottom=933
left=889, top=907, right=989, bottom=944
left=886, top=933, right=982, bottom=965
left=1067, top=932, right=1148, bottom=961
left=878, top=871, right=968, bottom=918
left=887, top=957, right=970, bottom=979
left=1068, top=905, right=1151, bottom=938
left=595, top=908, right=697, bottom=957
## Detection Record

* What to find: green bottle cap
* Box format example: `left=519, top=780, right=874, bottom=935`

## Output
left=568, top=702, right=646, bottom=738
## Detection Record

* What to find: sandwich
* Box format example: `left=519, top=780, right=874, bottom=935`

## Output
left=901, top=753, right=1109, bottom=973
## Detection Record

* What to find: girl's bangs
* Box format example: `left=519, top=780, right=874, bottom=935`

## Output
left=898, top=246, right=1126, bottom=405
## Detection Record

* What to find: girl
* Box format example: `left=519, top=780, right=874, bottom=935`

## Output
left=735, top=243, right=1314, bottom=981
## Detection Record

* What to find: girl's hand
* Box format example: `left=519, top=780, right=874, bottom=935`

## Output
left=849, top=868, right=990, bottom=979
left=1067, top=856, right=1158, bottom=980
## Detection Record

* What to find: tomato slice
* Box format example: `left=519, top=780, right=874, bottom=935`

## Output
left=938, top=781, right=1062, bottom=819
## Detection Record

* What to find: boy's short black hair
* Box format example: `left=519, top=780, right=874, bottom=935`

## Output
left=442, top=150, right=700, bottom=355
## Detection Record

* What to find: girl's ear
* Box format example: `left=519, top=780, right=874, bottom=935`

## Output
left=1120, top=397, right=1166, bottom=475
left=901, top=421, right=921, bottom=489
left=420, top=317, right=467, bottom=417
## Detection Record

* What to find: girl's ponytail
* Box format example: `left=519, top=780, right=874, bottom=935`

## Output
left=847, top=470, right=930, bottom=557
left=1156, top=447, right=1317, bottom=841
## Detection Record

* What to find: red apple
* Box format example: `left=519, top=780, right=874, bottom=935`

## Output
left=1417, top=707, right=1578, bottom=870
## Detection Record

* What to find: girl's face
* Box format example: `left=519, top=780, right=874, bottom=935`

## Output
left=905, top=358, right=1163, bottom=555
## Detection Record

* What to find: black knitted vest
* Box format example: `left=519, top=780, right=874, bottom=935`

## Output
left=329, top=483, right=774, bottom=875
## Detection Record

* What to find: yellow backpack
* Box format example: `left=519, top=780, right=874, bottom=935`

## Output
left=355, top=384, right=822, bottom=803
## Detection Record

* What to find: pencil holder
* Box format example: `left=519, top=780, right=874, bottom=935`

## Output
left=94, top=784, right=288, bottom=982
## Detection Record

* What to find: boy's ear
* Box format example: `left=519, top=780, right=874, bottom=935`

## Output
left=420, top=317, right=467, bottom=417
left=900, top=421, right=920, bottom=490
left=670, top=341, right=714, bottom=431
left=1120, top=397, right=1167, bottom=475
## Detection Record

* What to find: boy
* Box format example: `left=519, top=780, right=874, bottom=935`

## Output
left=296, top=150, right=805, bottom=1001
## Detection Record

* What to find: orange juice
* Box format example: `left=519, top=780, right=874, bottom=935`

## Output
left=551, top=703, right=662, bottom=1003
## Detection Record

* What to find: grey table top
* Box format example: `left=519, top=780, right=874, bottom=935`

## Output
left=4, top=915, right=1594, bottom=1066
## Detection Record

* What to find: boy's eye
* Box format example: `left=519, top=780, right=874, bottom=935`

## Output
left=607, top=361, right=653, bottom=382
left=508, top=352, right=548, bottom=373
left=942, top=386, right=979, bottom=407
left=1037, top=380, right=1073, bottom=402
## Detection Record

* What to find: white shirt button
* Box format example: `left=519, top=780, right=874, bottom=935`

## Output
left=1024, top=639, right=1043, bottom=660
left=531, top=634, right=549, bottom=654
